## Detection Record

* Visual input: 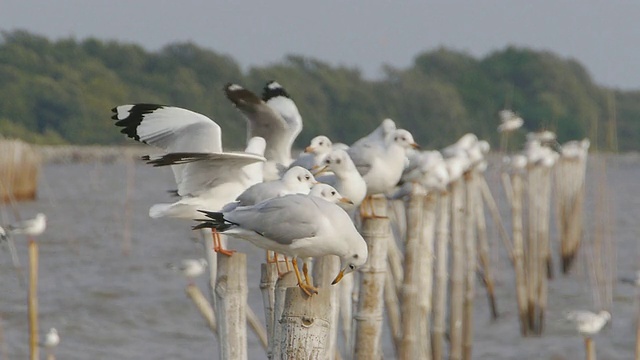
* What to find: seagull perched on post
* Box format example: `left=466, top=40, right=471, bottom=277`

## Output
left=7, top=213, right=47, bottom=237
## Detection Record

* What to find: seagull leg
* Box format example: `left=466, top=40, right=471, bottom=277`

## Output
left=267, top=251, right=287, bottom=277
left=292, top=258, right=318, bottom=296
left=302, top=261, right=311, bottom=286
left=360, top=195, right=386, bottom=219
left=284, top=255, right=292, bottom=272
left=212, top=229, right=235, bottom=256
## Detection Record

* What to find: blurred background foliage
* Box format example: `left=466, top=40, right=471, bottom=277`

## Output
left=0, top=30, right=634, bottom=151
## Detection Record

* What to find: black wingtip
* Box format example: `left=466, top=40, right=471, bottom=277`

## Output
left=262, top=80, right=290, bottom=101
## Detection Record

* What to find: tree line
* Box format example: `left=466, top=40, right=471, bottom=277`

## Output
left=0, top=30, right=636, bottom=151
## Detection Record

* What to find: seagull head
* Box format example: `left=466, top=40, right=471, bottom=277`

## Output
left=332, top=234, right=368, bottom=285
left=305, top=135, right=332, bottom=154
left=282, top=166, right=317, bottom=191
left=390, top=129, right=420, bottom=150
left=309, top=184, right=353, bottom=205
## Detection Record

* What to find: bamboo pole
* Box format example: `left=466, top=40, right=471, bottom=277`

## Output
left=353, top=195, right=389, bottom=360
left=313, top=255, right=341, bottom=360
left=278, top=286, right=332, bottom=359
left=462, top=172, right=477, bottom=360
left=511, top=172, right=528, bottom=336
left=479, top=176, right=514, bottom=262
left=215, top=253, right=248, bottom=360
left=260, top=262, right=279, bottom=357
left=28, top=239, right=38, bottom=360
left=384, top=268, right=402, bottom=354
left=186, top=283, right=217, bottom=333
left=475, top=175, right=498, bottom=320
left=272, top=271, right=299, bottom=359
left=339, top=273, right=355, bottom=355
left=448, top=178, right=465, bottom=360
left=526, top=166, right=540, bottom=333
left=585, top=337, right=596, bottom=360
left=419, top=192, right=437, bottom=359
left=537, top=165, right=553, bottom=333
left=246, top=306, right=269, bottom=351
left=399, top=185, right=425, bottom=360
left=432, top=191, right=450, bottom=360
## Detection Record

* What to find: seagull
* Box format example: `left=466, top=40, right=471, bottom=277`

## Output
left=7, top=213, right=47, bottom=236
left=167, top=258, right=208, bottom=284
left=308, top=183, right=353, bottom=206
left=565, top=310, right=611, bottom=336
left=288, top=135, right=333, bottom=171
left=43, top=327, right=60, bottom=348
left=619, top=271, right=640, bottom=287
left=112, top=104, right=266, bottom=255
left=401, top=150, right=450, bottom=193
left=224, top=81, right=303, bottom=181
left=497, top=109, right=524, bottom=133
left=315, top=149, right=367, bottom=208
left=222, top=166, right=316, bottom=212
left=348, top=129, right=419, bottom=217
left=560, top=138, right=590, bottom=160
left=349, top=118, right=396, bottom=152
left=193, top=194, right=368, bottom=296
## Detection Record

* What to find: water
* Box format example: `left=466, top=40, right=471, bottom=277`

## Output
left=1, top=154, right=638, bottom=359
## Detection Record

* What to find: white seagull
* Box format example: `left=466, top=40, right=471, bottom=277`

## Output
left=288, top=135, right=333, bottom=171
left=565, top=310, right=611, bottom=336
left=224, top=81, right=303, bottom=181
left=167, top=258, right=208, bottom=284
left=315, top=149, right=367, bottom=208
left=308, top=183, right=353, bottom=206
left=223, top=166, right=316, bottom=212
left=497, top=109, right=524, bottom=133
left=348, top=129, right=419, bottom=217
left=194, top=194, right=368, bottom=296
left=44, top=327, right=60, bottom=348
left=8, top=213, right=47, bottom=236
left=349, top=118, right=397, bottom=152
left=112, top=104, right=266, bottom=254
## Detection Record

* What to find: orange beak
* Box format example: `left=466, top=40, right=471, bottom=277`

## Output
left=410, top=143, right=421, bottom=149
left=304, top=146, right=314, bottom=153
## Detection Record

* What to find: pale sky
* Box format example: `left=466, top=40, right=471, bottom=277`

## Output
left=1, top=1, right=639, bottom=90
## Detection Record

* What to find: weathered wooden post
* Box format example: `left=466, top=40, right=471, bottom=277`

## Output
left=511, top=170, right=528, bottom=336
left=475, top=174, right=498, bottom=319
left=215, top=253, right=248, bottom=360
left=353, top=195, right=389, bottom=360
left=462, top=172, right=477, bottom=360
left=449, top=178, right=465, bottom=360
left=271, top=272, right=299, bottom=359
left=28, top=239, right=39, bottom=360
left=313, top=255, right=341, bottom=360
left=278, top=287, right=332, bottom=359
left=419, top=192, right=437, bottom=359
left=399, top=185, right=425, bottom=360
left=432, top=190, right=450, bottom=360
left=261, top=262, right=280, bottom=357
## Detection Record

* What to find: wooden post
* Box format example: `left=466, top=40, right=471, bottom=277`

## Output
left=399, top=185, right=425, bottom=360
left=279, top=287, right=332, bottom=359
left=186, top=284, right=217, bottom=333
left=384, top=268, right=402, bottom=354
left=215, top=253, right=248, bottom=360
left=462, top=172, right=477, bottom=360
left=511, top=172, right=528, bottom=336
left=432, top=191, right=450, bottom=360
left=419, top=192, right=437, bottom=359
left=353, top=195, right=389, bottom=360
left=313, top=255, right=341, bottom=360
left=449, top=178, right=465, bottom=360
left=585, top=337, right=596, bottom=360
left=28, top=239, right=38, bottom=360
left=272, top=272, right=299, bottom=359
left=339, top=273, right=355, bottom=355
left=475, top=174, right=498, bottom=319
left=526, top=166, right=540, bottom=333
left=537, top=165, right=553, bottom=333
left=261, top=262, right=279, bottom=358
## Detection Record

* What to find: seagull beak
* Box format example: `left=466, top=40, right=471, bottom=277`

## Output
left=339, top=197, right=354, bottom=205
left=331, top=269, right=345, bottom=285
left=304, top=146, right=314, bottom=153
left=312, top=165, right=329, bottom=176
left=411, top=143, right=421, bottom=149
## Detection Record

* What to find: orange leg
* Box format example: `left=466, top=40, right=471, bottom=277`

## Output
left=292, top=258, right=318, bottom=296
left=360, top=195, right=387, bottom=219
left=212, top=229, right=235, bottom=256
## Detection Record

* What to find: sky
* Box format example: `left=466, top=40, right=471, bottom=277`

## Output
left=1, top=1, right=639, bottom=90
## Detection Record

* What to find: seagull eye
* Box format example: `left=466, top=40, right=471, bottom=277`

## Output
left=331, top=191, right=336, bottom=195
left=336, top=159, right=342, bottom=164
left=349, top=264, right=356, bottom=270
left=319, top=141, right=323, bottom=145
left=305, top=175, right=310, bottom=180
left=394, top=137, right=398, bottom=141
left=325, top=159, right=331, bottom=164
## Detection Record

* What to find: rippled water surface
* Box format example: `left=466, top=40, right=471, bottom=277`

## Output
left=1, top=154, right=638, bottom=359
